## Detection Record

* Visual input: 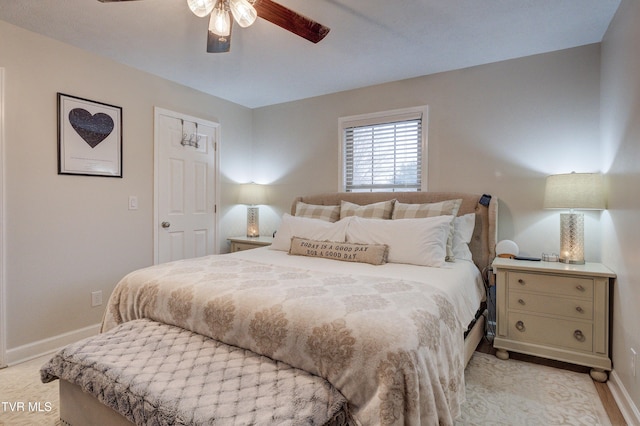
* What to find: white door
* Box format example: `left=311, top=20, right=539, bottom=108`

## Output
left=0, top=68, right=5, bottom=367
left=154, top=108, right=219, bottom=264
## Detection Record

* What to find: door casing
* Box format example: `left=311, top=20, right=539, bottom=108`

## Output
left=0, top=68, right=6, bottom=367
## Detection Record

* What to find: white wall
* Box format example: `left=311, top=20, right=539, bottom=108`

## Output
left=0, top=20, right=252, bottom=357
left=2, top=22, right=633, bottom=418
left=253, top=45, right=604, bottom=260
left=601, top=0, right=640, bottom=416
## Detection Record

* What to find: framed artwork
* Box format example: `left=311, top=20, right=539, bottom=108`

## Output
left=57, top=93, right=122, bottom=177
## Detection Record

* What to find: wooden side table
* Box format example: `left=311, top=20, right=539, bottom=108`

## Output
left=492, top=257, right=615, bottom=382
left=228, top=236, right=273, bottom=252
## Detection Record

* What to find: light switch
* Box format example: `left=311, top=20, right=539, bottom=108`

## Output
left=128, top=195, right=138, bottom=210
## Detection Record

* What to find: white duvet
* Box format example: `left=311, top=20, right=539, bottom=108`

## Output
left=232, top=247, right=485, bottom=329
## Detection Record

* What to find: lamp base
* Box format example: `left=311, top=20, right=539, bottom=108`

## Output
left=246, top=206, right=260, bottom=238
left=559, top=259, right=585, bottom=265
left=559, top=212, right=585, bottom=265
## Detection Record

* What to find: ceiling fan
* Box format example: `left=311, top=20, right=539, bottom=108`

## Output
left=98, top=0, right=330, bottom=53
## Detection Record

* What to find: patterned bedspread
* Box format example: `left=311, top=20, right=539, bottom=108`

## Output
left=101, top=255, right=466, bottom=425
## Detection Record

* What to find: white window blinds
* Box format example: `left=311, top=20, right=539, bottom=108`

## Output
left=341, top=108, right=425, bottom=192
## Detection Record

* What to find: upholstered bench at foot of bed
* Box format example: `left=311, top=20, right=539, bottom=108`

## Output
left=41, top=319, right=351, bottom=426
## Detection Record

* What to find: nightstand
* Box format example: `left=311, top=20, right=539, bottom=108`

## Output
left=228, top=236, right=273, bottom=252
left=492, top=257, right=615, bottom=382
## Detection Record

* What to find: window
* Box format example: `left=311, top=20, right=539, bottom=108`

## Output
left=339, top=106, right=427, bottom=192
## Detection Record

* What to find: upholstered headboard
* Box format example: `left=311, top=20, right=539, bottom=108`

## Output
left=292, top=192, right=498, bottom=271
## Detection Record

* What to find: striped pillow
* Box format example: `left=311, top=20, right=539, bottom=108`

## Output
left=295, top=202, right=340, bottom=222
left=392, top=199, right=462, bottom=261
left=340, top=199, right=395, bottom=220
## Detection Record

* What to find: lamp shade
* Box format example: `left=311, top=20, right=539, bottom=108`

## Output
left=209, top=6, right=231, bottom=37
left=187, top=0, right=215, bottom=18
left=229, top=0, right=257, bottom=27
left=543, top=172, right=606, bottom=210
left=238, top=183, right=267, bottom=205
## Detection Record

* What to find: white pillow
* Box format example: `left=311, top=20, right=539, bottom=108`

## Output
left=392, top=199, right=462, bottom=261
left=346, top=215, right=453, bottom=267
left=452, top=213, right=475, bottom=261
left=270, top=214, right=351, bottom=251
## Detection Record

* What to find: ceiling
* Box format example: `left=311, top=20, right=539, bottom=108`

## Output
left=0, top=0, right=621, bottom=108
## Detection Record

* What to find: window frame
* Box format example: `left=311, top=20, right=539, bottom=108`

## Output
left=338, top=106, right=428, bottom=192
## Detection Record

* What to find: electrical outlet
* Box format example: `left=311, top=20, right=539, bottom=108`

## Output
left=632, top=348, right=637, bottom=378
left=91, top=291, right=103, bottom=307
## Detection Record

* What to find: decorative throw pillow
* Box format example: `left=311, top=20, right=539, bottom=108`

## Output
left=289, top=237, right=388, bottom=265
left=270, top=214, right=351, bottom=251
left=339, top=199, right=395, bottom=220
left=345, top=215, right=453, bottom=267
left=391, top=199, right=462, bottom=261
left=295, top=201, right=340, bottom=222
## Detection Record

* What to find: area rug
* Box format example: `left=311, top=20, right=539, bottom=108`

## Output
left=457, top=351, right=612, bottom=425
left=0, top=355, right=59, bottom=426
left=0, top=351, right=611, bottom=425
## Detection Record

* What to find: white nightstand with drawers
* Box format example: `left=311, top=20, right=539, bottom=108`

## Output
left=492, top=257, right=615, bottom=382
left=228, top=236, right=273, bottom=252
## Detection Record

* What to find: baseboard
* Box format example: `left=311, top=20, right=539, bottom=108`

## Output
left=5, top=323, right=101, bottom=366
left=608, top=370, right=640, bottom=425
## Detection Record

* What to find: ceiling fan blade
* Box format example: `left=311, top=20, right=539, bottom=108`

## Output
left=253, top=0, right=330, bottom=44
left=207, top=19, right=232, bottom=53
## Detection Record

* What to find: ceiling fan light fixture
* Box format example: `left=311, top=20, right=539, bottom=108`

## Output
left=209, top=5, right=231, bottom=37
left=187, top=0, right=215, bottom=18
left=229, top=0, right=257, bottom=28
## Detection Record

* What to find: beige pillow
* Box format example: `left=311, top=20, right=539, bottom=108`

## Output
left=391, top=199, right=462, bottom=261
left=289, top=237, right=388, bottom=265
left=340, top=199, right=395, bottom=220
left=295, top=201, right=340, bottom=222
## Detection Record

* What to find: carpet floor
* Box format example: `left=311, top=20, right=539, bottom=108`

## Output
left=456, top=352, right=611, bottom=425
left=0, top=351, right=612, bottom=425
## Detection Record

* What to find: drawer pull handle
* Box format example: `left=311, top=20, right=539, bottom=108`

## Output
left=574, top=330, right=585, bottom=342
left=518, top=299, right=525, bottom=305
left=518, top=279, right=525, bottom=285
left=576, top=306, right=584, bottom=313
left=576, top=285, right=585, bottom=292
left=515, top=321, right=525, bottom=332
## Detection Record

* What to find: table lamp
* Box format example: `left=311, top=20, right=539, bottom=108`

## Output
left=238, top=183, right=267, bottom=238
left=543, top=172, right=605, bottom=264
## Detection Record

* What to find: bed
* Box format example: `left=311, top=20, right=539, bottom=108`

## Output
left=41, top=191, right=497, bottom=426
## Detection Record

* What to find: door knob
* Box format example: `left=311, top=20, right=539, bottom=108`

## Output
left=161, top=221, right=171, bottom=228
